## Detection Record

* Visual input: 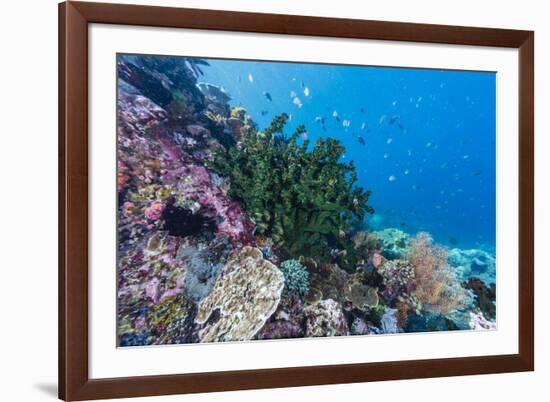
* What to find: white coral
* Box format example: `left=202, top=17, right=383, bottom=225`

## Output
left=195, top=247, right=284, bottom=342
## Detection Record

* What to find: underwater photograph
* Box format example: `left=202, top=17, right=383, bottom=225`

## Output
left=116, top=53, right=497, bottom=347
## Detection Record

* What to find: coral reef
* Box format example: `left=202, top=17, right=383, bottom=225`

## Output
left=116, top=53, right=498, bottom=346
left=278, top=259, right=310, bottom=297
left=377, top=259, right=415, bottom=304
left=300, top=257, right=350, bottom=304
left=374, top=228, right=410, bottom=259
left=469, top=311, right=497, bottom=330
left=462, top=277, right=496, bottom=320
left=380, top=307, right=399, bottom=334
left=212, top=112, right=374, bottom=269
left=195, top=247, right=284, bottom=342
left=304, top=299, right=348, bottom=337
left=256, top=296, right=306, bottom=340
left=406, top=232, right=468, bottom=315
left=448, top=248, right=496, bottom=285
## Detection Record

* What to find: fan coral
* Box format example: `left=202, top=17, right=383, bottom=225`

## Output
left=195, top=247, right=284, bottom=342
left=278, top=259, right=310, bottom=297
left=304, top=299, right=348, bottom=337
left=407, top=232, right=467, bottom=315
left=212, top=113, right=373, bottom=267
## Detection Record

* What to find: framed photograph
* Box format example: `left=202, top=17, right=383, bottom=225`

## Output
left=59, top=1, right=534, bottom=400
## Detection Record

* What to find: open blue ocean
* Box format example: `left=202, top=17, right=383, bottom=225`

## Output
left=200, top=58, right=496, bottom=251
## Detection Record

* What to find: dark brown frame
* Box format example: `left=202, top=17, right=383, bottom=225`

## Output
left=59, top=1, right=534, bottom=400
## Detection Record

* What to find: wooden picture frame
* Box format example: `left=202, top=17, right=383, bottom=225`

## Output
left=59, top=1, right=534, bottom=400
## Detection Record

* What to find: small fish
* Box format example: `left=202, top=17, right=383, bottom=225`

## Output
left=314, top=116, right=323, bottom=124
left=358, top=136, right=366, bottom=146
left=449, top=237, right=459, bottom=245
left=392, top=100, right=397, bottom=106
left=425, top=142, right=433, bottom=148
left=360, top=107, right=365, bottom=113
left=407, top=149, right=412, bottom=156
left=383, top=153, right=390, bottom=159
left=473, top=170, right=483, bottom=176
left=260, top=110, right=269, bottom=116
left=386, top=138, right=393, bottom=144
left=301, top=131, right=308, bottom=141
left=389, top=115, right=399, bottom=125
left=397, top=123, right=405, bottom=131
left=379, top=114, right=387, bottom=125
left=403, top=169, right=410, bottom=175
left=293, top=97, right=303, bottom=108
left=412, top=184, right=420, bottom=190
left=418, top=96, right=423, bottom=102
left=332, top=110, right=339, bottom=118
left=361, top=122, right=366, bottom=130
left=248, top=73, right=254, bottom=83
left=301, top=81, right=305, bottom=88
left=237, top=75, right=242, bottom=83
left=463, top=154, right=470, bottom=159
left=290, top=90, right=297, bottom=98
left=400, top=222, right=407, bottom=227
left=263, top=91, right=272, bottom=101
left=303, top=87, right=310, bottom=97
left=388, top=175, right=397, bottom=182
left=342, top=119, right=351, bottom=128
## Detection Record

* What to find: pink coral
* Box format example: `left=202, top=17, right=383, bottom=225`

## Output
left=145, top=277, right=161, bottom=303
left=144, top=201, right=166, bottom=221
left=169, top=165, right=255, bottom=245
left=122, top=201, right=135, bottom=217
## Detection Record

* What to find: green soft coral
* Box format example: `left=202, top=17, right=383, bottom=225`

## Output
left=212, top=113, right=374, bottom=269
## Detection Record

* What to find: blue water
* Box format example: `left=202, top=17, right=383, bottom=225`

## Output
left=199, top=58, right=496, bottom=250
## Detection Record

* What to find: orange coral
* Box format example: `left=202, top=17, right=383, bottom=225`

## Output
left=407, top=232, right=465, bottom=315
left=395, top=301, right=410, bottom=329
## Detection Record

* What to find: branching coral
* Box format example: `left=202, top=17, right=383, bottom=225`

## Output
left=278, top=259, right=310, bottom=297
left=407, top=232, right=467, bottom=315
left=212, top=113, right=373, bottom=268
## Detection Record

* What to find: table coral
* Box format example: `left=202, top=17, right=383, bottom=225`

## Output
left=195, top=247, right=284, bottom=342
